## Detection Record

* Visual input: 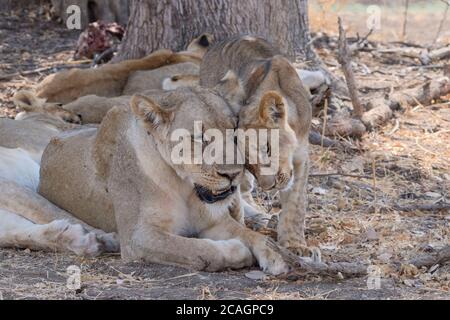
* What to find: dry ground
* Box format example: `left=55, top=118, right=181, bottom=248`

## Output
left=0, top=2, right=449, bottom=300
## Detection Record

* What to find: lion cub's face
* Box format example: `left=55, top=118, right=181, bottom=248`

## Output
left=131, top=88, right=244, bottom=204
left=238, top=91, right=297, bottom=191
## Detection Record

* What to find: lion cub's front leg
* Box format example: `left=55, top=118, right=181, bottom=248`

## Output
left=277, top=154, right=313, bottom=257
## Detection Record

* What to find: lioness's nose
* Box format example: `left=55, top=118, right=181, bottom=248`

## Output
left=217, top=171, right=240, bottom=181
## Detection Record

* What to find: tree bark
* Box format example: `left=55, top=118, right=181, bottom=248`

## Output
left=116, top=0, right=315, bottom=61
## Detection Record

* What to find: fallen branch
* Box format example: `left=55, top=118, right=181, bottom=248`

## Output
left=391, top=77, right=450, bottom=108
left=266, top=238, right=367, bottom=278
left=361, top=98, right=393, bottom=129
left=308, top=130, right=357, bottom=151
left=394, top=202, right=450, bottom=212
left=409, top=246, right=450, bottom=269
left=309, top=130, right=338, bottom=148
left=325, top=115, right=366, bottom=138
left=421, top=45, right=450, bottom=65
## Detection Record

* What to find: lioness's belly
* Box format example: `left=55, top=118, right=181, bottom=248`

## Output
left=39, top=128, right=117, bottom=233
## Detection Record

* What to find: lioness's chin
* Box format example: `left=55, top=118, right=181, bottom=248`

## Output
left=194, top=184, right=237, bottom=204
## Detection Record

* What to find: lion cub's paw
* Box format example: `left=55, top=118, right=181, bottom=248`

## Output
left=280, top=238, right=321, bottom=262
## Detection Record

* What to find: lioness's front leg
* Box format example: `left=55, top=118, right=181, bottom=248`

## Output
left=277, top=151, right=311, bottom=256
left=0, top=180, right=119, bottom=252
left=124, top=226, right=254, bottom=272
left=200, top=214, right=291, bottom=275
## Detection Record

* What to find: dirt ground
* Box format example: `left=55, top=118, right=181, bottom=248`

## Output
left=0, top=2, right=449, bottom=300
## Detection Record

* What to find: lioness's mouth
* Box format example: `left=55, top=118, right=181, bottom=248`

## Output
left=194, top=184, right=237, bottom=204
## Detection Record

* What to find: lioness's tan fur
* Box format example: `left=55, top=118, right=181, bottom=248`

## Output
left=36, top=50, right=200, bottom=104
left=36, top=33, right=213, bottom=105
left=122, top=62, right=200, bottom=95
left=37, top=87, right=292, bottom=274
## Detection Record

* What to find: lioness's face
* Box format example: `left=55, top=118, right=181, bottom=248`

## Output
left=239, top=91, right=297, bottom=191
left=131, top=88, right=244, bottom=204
left=13, top=90, right=82, bottom=124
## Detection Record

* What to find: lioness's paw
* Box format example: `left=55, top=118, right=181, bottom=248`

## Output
left=51, top=220, right=103, bottom=257
left=255, top=248, right=290, bottom=275
left=219, top=239, right=254, bottom=269
left=96, top=232, right=120, bottom=253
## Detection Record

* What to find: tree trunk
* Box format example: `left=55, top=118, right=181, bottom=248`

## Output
left=116, top=0, right=315, bottom=61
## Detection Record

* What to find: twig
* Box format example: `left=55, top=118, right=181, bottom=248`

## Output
left=321, top=99, right=329, bottom=148
left=387, top=119, right=400, bottom=136
left=402, top=0, right=410, bottom=40
left=309, top=172, right=372, bottom=179
left=337, top=17, right=364, bottom=119
left=433, top=2, right=449, bottom=46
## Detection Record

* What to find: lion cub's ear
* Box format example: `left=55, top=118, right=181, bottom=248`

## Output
left=13, top=90, right=46, bottom=112
left=258, top=91, right=287, bottom=127
left=130, top=95, right=174, bottom=130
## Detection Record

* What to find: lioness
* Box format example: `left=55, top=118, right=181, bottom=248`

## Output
left=0, top=93, right=118, bottom=256
left=37, top=86, right=293, bottom=274
left=200, top=36, right=313, bottom=255
left=36, top=33, right=213, bottom=105
left=0, top=90, right=81, bottom=163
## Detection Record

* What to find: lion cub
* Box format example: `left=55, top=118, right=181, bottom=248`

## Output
left=200, top=36, right=313, bottom=256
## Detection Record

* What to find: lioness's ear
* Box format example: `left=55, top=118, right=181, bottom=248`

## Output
left=198, top=33, right=213, bottom=48
left=130, top=95, right=174, bottom=129
left=259, top=91, right=287, bottom=127
left=13, top=90, right=46, bottom=112
left=187, top=33, right=214, bottom=52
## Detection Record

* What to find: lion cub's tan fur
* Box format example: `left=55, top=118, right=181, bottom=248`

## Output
left=200, top=36, right=313, bottom=255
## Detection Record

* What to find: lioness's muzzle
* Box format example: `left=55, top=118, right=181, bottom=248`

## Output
left=194, top=184, right=237, bottom=203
